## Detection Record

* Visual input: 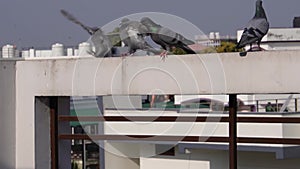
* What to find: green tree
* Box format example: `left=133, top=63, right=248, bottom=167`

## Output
left=200, top=46, right=217, bottom=54
left=171, top=47, right=187, bottom=55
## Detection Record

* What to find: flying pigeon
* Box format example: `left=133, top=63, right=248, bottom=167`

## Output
left=140, top=17, right=196, bottom=58
left=236, top=0, right=269, bottom=54
left=60, top=9, right=113, bottom=57
left=119, top=18, right=160, bottom=55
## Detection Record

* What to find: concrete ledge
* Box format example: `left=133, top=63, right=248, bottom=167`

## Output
left=2, top=50, right=300, bottom=168
left=3, top=50, right=300, bottom=96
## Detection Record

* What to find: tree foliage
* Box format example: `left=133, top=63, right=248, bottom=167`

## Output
left=171, top=47, right=187, bottom=55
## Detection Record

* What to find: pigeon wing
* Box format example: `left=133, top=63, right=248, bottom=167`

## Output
left=247, top=18, right=269, bottom=36
left=90, top=30, right=112, bottom=57
left=60, top=9, right=95, bottom=35
left=157, top=27, right=195, bottom=53
left=158, top=27, right=194, bottom=45
left=237, top=18, right=269, bottom=48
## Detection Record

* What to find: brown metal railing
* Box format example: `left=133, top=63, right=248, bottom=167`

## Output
left=58, top=115, right=300, bottom=144
left=57, top=100, right=300, bottom=169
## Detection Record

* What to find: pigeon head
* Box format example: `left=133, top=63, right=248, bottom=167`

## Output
left=141, top=17, right=158, bottom=27
left=121, top=18, right=130, bottom=23
left=255, top=0, right=267, bottom=19
left=86, top=27, right=100, bottom=35
left=120, top=18, right=130, bottom=27
left=256, top=0, right=262, bottom=6
left=140, top=17, right=161, bottom=33
left=91, top=27, right=99, bottom=32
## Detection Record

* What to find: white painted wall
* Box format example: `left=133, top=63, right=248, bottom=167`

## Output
left=35, top=98, right=51, bottom=169
left=0, top=61, right=16, bottom=169
left=141, top=148, right=300, bottom=169
left=105, top=150, right=139, bottom=169
left=2, top=51, right=300, bottom=168
left=12, top=51, right=300, bottom=95
left=237, top=28, right=300, bottom=51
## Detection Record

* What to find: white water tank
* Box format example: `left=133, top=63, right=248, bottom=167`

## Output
left=209, top=32, right=215, bottom=40
left=22, top=50, right=29, bottom=58
left=74, top=49, right=79, bottom=56
left=67, top=48, right=74, bottom=56
left=215, top=32, right=220, bottom=40
left=14, top=49, right=20, bottom=58
left=2, top=44, right=15, bottom=58
left=51, top=43, right=64, bottom=56
left=78, top=42, right=91, bottom=56
left=29, top=48, right=35, bottom=57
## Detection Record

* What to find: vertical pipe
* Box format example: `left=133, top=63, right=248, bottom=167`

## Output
left=276, top=99, right=278, bottom=112
left=256, top=100, right=259, bottom=112
left=83, top=139, right=86, bottom=169
left=229, top=94, right=237, bottom=169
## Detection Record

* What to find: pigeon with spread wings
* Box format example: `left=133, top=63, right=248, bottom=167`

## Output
left=119, top=18, right=160, bottom=55
left=60, top=9, right=113, bottom=57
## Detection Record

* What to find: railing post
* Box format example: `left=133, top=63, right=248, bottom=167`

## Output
left=229, top=94, right=237, bottom=169
left=97, top=96, right=105, bottom=169
left=50, top=97, right=58, bottom=169
left=276, top=99, right=279, bottom=112
left=295, top=98, right=298, bottom=112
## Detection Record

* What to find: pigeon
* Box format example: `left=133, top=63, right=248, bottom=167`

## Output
left=236, top=0, right=269, bottom=54
left=60, top=9, right=113, bottom=57
left=119, top=18, right=160, bottom=55
left=140, top=17, right=196, bottom=58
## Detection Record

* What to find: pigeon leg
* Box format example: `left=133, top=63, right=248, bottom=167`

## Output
left=87, top=50, right=96, bottom=57
left=160, top=50, right=168, bottom=61
left=257, top=41, right=265, bottom=51
left=249, top=43, right=253, bottom=51
left=121, top=53, right=128, bottom=57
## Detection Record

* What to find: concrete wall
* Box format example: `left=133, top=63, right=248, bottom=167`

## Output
left=0, top=61, right=16, bottom=169
left=12, top=51, right=300, bottom=96
left=105, top=151, right=139, bottom=169
left=141, top=148, right=300, bottom=169
left=3, top=51, right=300, bottom=168
left=35, top=98, right=51, bottom=169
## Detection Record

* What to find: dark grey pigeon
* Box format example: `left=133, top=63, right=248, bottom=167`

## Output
left=140, top=17, right=196, bottom=57
left=119, top=18, right=160, bottom=55
left=236, top=0, right=269, bottom=53
left=60, top=9, right=113, bottom=57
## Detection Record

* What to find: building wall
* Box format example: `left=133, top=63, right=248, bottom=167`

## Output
left=105, top=151, right=139, bottom=169
left=141, top=148, right=300, bottom=169
left=3, top=52, right=300, bottom=168
left=34, top=98, right=51, bottom=169
left=237, top=28, right=300, bottom=51
left=0, top=60, right=16, bottom=169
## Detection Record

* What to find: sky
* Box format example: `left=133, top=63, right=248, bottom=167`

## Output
left=1, top=0, right=300, bottom=48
